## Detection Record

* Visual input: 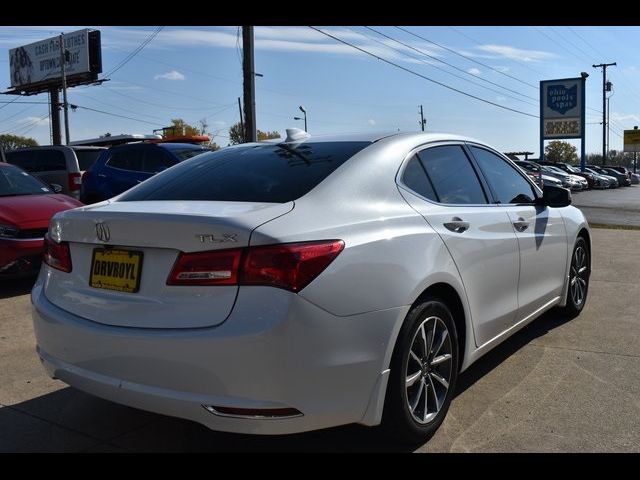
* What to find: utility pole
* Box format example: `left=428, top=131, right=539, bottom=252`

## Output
left=593, top=62, right=616, bottom=165
left=59, top=33, right=70, bottom=145
left=237, top=97, right=244, bottom=142
left=49, top=87, right=62, bottom=145
left=242, top=26, right=257, bottom=143
left=419, top=105, right=426, bottom=131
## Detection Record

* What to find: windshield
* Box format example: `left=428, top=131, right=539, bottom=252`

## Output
left=0, top=165, right=51, bottom=197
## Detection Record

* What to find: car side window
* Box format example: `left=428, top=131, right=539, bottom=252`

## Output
left=416, top=145, right=488, bottom=205
left=141, top=149, right=173, bottom=173
left=470, top=146, right=537, bottom=204
left=106, top=149, right=144, bottom=172
left=401, top=155, right=438, bottom=201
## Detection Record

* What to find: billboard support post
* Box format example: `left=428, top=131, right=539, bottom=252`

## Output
left=49, top=87, right=61, bottom=145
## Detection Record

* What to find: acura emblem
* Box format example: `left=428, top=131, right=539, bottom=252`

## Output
left=95, top=222, right=110, bottom=242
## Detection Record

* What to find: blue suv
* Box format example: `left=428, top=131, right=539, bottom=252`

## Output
left=80, top=142, right=207, bottom=203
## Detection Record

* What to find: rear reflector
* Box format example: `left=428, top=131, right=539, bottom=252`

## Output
left=167, top=240, right=344, bottom=292
left=202, top=405, right=302, bottom=419
left=167, top=248, right=242, bottom=286
left=43, top=234, right=72, bottom=273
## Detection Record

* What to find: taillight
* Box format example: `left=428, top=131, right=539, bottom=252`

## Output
left=68, top=172, right=82, bottom=191
left=167, top=248, right=242, bottom=285
left=241, top=240, right=345, bottom=292
left=43, top=234, right=72, bottom=273
left=167, top=240, right=344, bottom=292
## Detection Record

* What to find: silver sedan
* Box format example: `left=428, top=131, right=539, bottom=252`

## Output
left=32, top=131, right=591, bottom=443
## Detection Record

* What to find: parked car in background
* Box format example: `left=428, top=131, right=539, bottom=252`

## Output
left=537, top=161, right=601, bottom=189
left=630, top=172, right=640, bottom=184
left=513, top=160, right=562, bottom=188
left=607, top=165, right=633, bottom=181
left=0, top=162, right=83, bottom=278
left=600, top=167, right=631, bottom=187
left=584, top=167, right=618, bottom=188
left=80, top=142, right=208, bottom=204
left=541, top=165, right=584, bottom=191
left=33, top=131, right=590, bottom=443
left=4, top=146, right=105, bottom=200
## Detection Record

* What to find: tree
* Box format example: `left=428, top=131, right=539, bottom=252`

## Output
left=229, top=122, right=244, bottom=145
left=0, top=134, right=38, bottom=151
left=544, top=140, right=578, bottom=163
left=258, top=130, right=281, bottom=141
left=167, top=118, right=200, bottom=137
left=228, top=122, right=281, bottom=145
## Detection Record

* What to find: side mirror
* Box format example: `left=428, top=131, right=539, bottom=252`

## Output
left=537, top=185, right=571, bottom=208
left=49, top=183, right=63, bottom=193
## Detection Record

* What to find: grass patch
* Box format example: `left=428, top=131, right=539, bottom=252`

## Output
left=589, top=223, right=640, bottom=231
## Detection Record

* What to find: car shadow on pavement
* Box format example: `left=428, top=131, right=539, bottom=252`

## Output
left=1, top=308, right=572, bottom=453
left=455, top=308, right=573, bottom=397
left=0, top=277, right=36, bottom=300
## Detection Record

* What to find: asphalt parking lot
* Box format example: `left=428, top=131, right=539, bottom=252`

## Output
left=1, top=226, right=639, bottom=452
left=572, top=184, right=640, bottom=227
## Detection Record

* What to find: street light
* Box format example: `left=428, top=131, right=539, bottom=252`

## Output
left=295, top=105, right=307, bottom=132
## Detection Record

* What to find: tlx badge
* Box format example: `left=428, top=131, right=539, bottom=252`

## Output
left=196, top=233, right=238, bottom=243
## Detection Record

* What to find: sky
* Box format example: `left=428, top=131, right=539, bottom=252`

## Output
left=1, top=25, right=639, bottom=157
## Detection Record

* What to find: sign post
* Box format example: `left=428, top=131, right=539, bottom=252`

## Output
left=623, top=126, right=640, bottom=173
left=540, top=76, right=587, bottom=170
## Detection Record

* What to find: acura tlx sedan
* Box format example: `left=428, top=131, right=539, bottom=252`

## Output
left=32, top=130, right=591, bottom=443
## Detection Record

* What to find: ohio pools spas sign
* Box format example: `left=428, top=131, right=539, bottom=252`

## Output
left=540, top=78, right=584, bottom=139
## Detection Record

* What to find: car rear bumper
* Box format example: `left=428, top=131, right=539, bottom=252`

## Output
left=31, top=275, right=406, bottom=434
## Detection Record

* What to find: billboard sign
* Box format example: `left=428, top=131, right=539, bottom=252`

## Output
left=624, top=129, right=640, bottom=153
left=540, top=78, right=584, bottom=139
left=9, top=29, right=100, bottom=90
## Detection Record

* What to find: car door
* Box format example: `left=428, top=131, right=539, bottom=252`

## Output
left=468, top=145, right=568, bottom=320
left=398, top=143, right=520, bottom=347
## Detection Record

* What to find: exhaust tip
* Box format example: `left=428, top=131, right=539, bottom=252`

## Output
left=202, top=405, right=303, bottom=419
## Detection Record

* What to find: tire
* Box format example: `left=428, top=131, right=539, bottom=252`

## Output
left=382, top=297, right=459, bottom=444
left=559, top=236, right=590, bottom=318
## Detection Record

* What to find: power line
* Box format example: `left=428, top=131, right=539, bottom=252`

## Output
left=361, top=26, right=538, bottom=107
left=0, top=96, right=21, bottom=111
left=0, top=111, right=49, bottom=135
left=72, top=104, right=161, bottom=126
left=74, top=91, right=167, bottom=122
left=309, top=26, right=538, bottom=119
left=0, top=104, right=37, bottom=125
left=395, top=26, right=539, bottom=89
left=104, top=26, right=164, bottom=78
left=548, top=26, right=595, bottom=64
left=0, top=101, right=50, bottom=104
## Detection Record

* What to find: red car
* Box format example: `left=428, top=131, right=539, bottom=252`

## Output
left=0, top=162, right=83, bottom=278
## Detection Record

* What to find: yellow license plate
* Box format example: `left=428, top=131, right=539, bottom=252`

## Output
left=89, top=248, right=143, bottom=293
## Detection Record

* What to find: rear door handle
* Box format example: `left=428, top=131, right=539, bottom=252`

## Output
left=513, top=217, right=529, bottom=232
left=97, top=173, right=107, bottom=178
left=443, top=217, right=470, bottom=233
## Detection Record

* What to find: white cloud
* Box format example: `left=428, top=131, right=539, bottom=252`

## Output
left=468, top=67, right=481, bottom=76
left=611, top=112, right=640, bottom=124
left=475, top=44, right=557, bottom=62
left=20, top=116, right=49, bottom=126
left=368, top=119, right=376, bottom=126
left=154, top=70, right=185, bottom=81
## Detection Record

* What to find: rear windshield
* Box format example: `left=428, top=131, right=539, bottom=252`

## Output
left=75, top=150, right=103, bottom=170
left=5, top=149, right=65, bottom=172
left=119, top=141, right=371, bottom=203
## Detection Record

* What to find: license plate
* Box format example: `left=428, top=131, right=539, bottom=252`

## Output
left=89, top=248, right=143, bottom=293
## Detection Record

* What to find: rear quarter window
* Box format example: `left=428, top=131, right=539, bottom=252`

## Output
left=119, top=141, right=371, bottom=203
